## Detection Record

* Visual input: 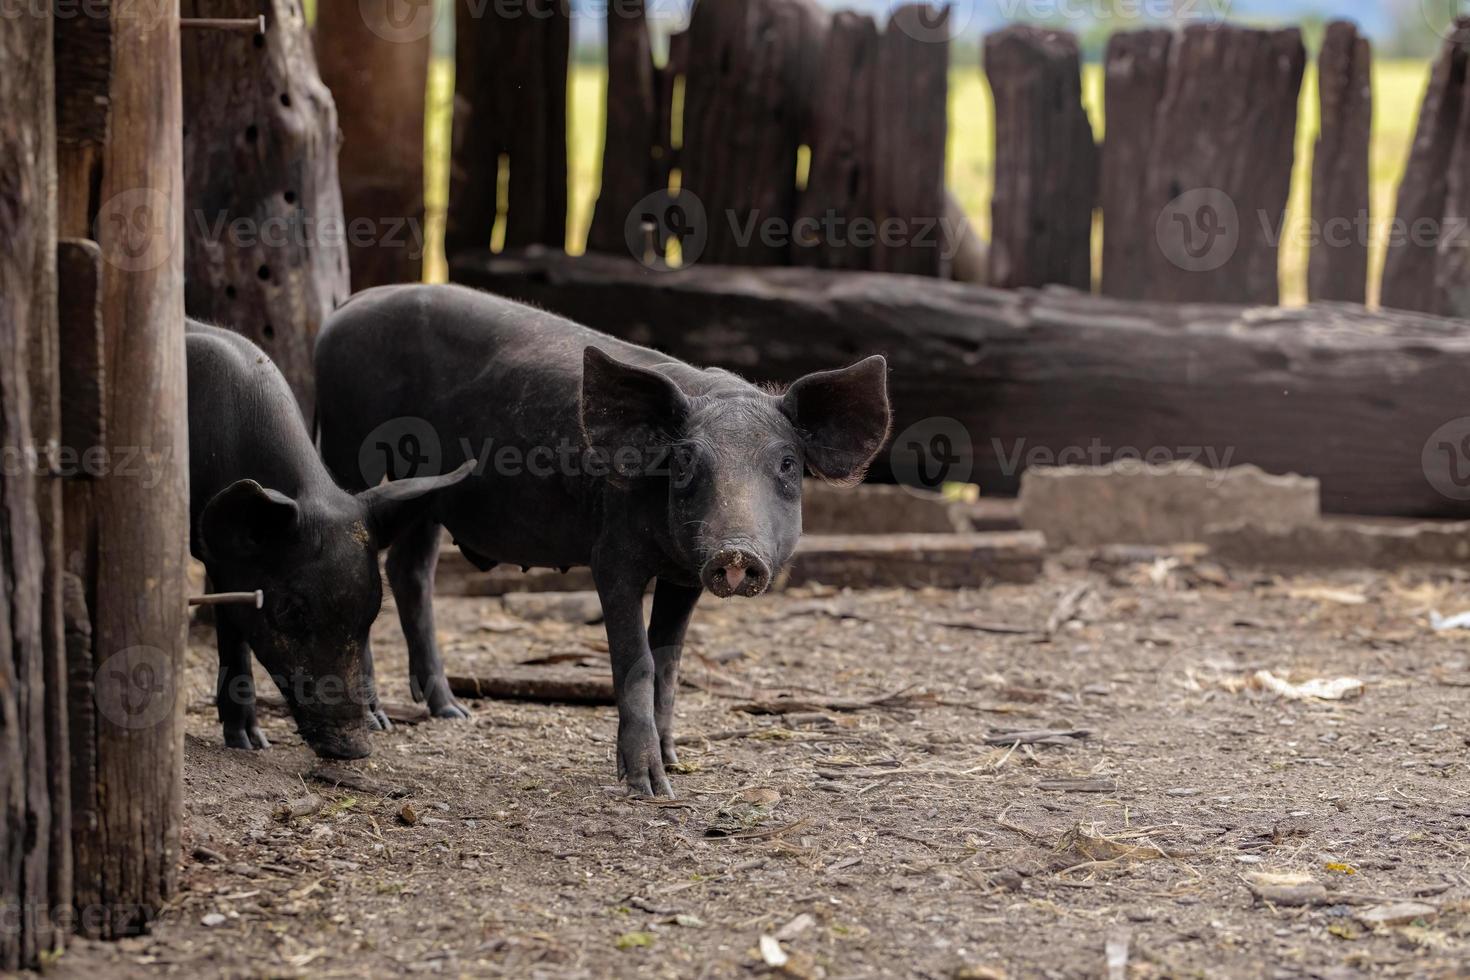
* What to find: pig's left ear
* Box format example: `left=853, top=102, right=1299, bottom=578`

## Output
left=359, top=460, right=475, bottom=548
left=780, top=355, right=892, bottom=486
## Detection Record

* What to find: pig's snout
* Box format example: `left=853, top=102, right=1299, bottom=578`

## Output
left=298, top=719, right=372, bottom=760
left=702, top=547, right=771, bottom=598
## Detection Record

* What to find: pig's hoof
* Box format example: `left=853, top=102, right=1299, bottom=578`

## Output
left=618, top=738, right=675, bottom=798
left=429, top=698, right=470, bottom=721
left=223, top=725, right=270, bottom=750
left=366, top=706, right=394, bottom=732
left=660, top=739, right=680, bottom=768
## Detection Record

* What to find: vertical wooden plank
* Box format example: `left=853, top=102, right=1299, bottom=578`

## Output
left=586, top=0, right=660, bottom=255
left=1138, top=24, right=1305, bottom=304
left=1380, top=19, right=1470, bottom=314
left=315, top=0, right=429, bottom=289
left=63, top=0, right=190, bottom=939
left=793, top=10, right=878, bottom=270
left=0, top=0, right=60, bottom=965
left=1099, top=28, right=1171, bottom=299
left=985, top=24, right=1097, bottom=290
left=871, top=4, right=949, bottom=277
left=447, top=0, right=569, bottom=258
left=679, top=0, right=826, bottom=266
left=180, top=0, right=350, bottom=421
left=1309, top=21, right=1372, bottom=304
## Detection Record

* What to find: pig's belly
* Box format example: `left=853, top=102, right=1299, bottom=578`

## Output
left=439, top=476, right=596, bottom=571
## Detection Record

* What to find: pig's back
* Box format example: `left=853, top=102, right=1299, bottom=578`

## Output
left=186, top=322, right=335, bottom=531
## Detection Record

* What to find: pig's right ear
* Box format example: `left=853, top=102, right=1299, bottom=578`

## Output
left=200, top=480, right=301, bottom=563
left=579, top=346, right=690, bottom=454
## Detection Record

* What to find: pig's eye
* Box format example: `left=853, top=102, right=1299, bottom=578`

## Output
left=779, top=455, right=799, bottom=476
left=670, top=446, right=698, bottom=488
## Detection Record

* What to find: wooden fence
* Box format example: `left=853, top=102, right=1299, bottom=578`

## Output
left=445, top=2, right=1470, bottom=318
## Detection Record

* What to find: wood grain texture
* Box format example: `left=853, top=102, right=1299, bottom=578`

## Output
left=453, top=249, right=1470, bottom=519
left=1, top=0, right=62, bottom=965
left=181, top=0, right=350, bottom=419
left=63, top=0, right=190, bottom=940
left=1309, top=21, right=1372, bottom=304
left=1381, top=18, right=1470, bottom=314
left=586, top=0, right=660, bottom=255
left=985, top=25, right=1096, bottom=289
left=315, top=0, right=429, bottom=289
left=1099, top=28, right=1171, bottom=299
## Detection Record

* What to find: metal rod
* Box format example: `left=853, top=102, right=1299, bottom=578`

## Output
left=180, top=15, right=265, bottom=33
left=189, top=590, right=264, bottom=609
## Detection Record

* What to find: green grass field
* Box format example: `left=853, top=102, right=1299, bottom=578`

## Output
left=425, top=59, right=1430, bottom=306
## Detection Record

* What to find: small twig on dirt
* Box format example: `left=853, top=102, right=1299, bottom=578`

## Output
left=272, top=795, right=323, bottom=822
left=710, top=818, right=811, bottom=842
left=983, top=728, right=1092, bottom=746
left=660, top=858, right=768, bottom=895
left=1047, top=584, right=1092, bottom=637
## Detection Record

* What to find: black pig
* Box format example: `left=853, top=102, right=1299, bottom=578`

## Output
left=187, top=321, right=469, bottom=758
left=314, top=285, right=891, bottom=794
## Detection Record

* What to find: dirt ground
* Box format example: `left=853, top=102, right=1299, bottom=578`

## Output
left=45, top=551, right=1470, bottom=979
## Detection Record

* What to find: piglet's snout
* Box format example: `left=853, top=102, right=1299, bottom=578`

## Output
left=702, top=547, right=771, bottom=598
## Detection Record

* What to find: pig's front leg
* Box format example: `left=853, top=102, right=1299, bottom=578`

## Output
left=385, top=517, right=468, bottom=719
left=647, top=579, right=701, bottom=768
left=594, top=564, right=672, bottom=797
left=215, top=615, right=269, bottom=750
left=361, top=638, right=392, bottom=732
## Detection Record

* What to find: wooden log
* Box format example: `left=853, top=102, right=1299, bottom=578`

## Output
left=984, top=25, right=1096, bottom=290
left=452, top=249, right=1470, bottom=519
left=59, top=0, right=190, bottom=940
left=679, top=0, right=827, bottom=266
left=57, top=240, right=105, bottom=463
left=793, top=10, right=878, bottom=271
left=1, top=0, right=64, bottom=965
left=870, top=4, right=948, bottom=277
left=181, top=0, right=351, bottom=419
left=1099, top=28, right=1172, bottom=299
left=449, top=668, right=616, bottom=705
left=1381, top=18, right=1470, bottom=315
left=784, top=532, right=1045, bottom=588
left=586, top=0, right=660, bottom=255
left=1309, top=22, right=1372, bottom=304
left=447, top=0, right=569, bottom=256
left=314, top=0, right=429, bottom=289
left=1138, top=24, right=1305, bottom=304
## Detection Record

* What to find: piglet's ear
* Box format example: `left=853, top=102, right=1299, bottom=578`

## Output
left=201, top=480, right=301, bottom=563
left=780, top=355, right=892, bottom=486
left=360, top=460, right=475, bottom=549
left=579, top=346, right=690, bottom=454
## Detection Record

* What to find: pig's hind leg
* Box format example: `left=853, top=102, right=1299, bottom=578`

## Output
left=216, top=616, right=270, bottom=750
left=647, top=579, right=701, bottom=768
left=385, top=515, right=469, bottom=719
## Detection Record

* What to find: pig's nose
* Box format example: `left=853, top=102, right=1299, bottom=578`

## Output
left=702, top=548, right=771, bottom=598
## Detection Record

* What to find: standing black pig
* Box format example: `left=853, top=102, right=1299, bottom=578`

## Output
left=187, top=321, right=470, bottom=758
left=314, top=285, right=891, bottom=795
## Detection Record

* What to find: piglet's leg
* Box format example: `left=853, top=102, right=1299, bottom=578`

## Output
left=647, top=579, right=701, bottom=768
left=594, top=565, right=671, bottom=797
left=362, top=637, right=392, bottom=732
left=216, top=615, right=269, bottom=750
left=386, top=516, right=467, bottom=719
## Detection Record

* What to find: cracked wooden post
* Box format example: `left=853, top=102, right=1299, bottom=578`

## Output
left=1309, top=21, right=1371, bottom=304
left=181, top=0, right=351, bottom=419
left=54, top=0, right=190, bottom=942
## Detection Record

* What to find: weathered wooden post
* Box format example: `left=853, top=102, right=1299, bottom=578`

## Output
left=181, top=0, right=351, bottom=419
left=1, top=0, right=68, bottom=967
left=1381, top=18, right=1470, bottom=316
left=1132, top=24, right=1305, bottom=304
left=586, top=0, right=661, bottom=255
left=1309, top=21, right=1372, bottom=304
left=316, top=0, right=430, bottom=289
left=448, top=0, right=570, bottom=258
left=1099, top=28, right=1171, bottom=299
left=53, top=0, right=191, bottom=941
left=679, top=0, right=827, bottom=266
left=985, top=25, right=1097, bottom=290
